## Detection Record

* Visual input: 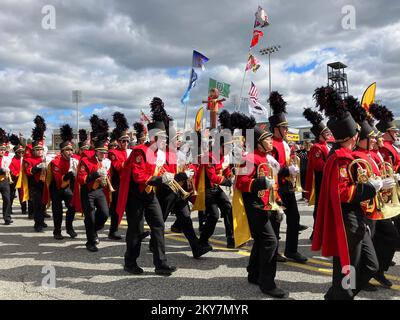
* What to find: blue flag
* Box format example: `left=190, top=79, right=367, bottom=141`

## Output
left=181, top=68, right=198, bottom=104
left=192, top=50, right=209, bottom=70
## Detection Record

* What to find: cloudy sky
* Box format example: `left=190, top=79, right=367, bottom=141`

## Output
left=0, top=0, right=399, bottom=138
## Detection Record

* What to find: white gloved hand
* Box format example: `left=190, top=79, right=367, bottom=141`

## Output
left=184, top=169, right=195, bottom=179
left=3, top=167, right=10, bottom=173
left=368, top=177, right=383, bottom=191
left=289, top=165, right=299, bottom=175
left=394, top=173, right=400, bottom=182
left=267, top=155, right=280, bottom=175
left=97, top=168, right=108, bottom=177
left=382, top=177, right=396, bottom=190
left=265, top=177, right=275, bottom=190
left=37, top=162, right=47, bottom=169
left=162, top=172, right=174, bottom=184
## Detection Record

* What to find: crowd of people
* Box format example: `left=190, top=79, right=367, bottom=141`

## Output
left=0, top=87, right=399, bottom=300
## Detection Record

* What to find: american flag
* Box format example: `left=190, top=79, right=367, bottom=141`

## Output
left=249, top=82, right=258, bottom=103
left=248, top=82, right=269, bottom=117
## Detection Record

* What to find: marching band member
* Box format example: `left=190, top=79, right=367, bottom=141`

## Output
left=268, top=91, right=307, bottom=263
left=108, top=112, right=131, bottom=240
left=233, top=112, right=286, bottom=298
left=0, top=128, right=12, bottom=225
left=74, top=116, right=111, bottom=252
left=196, top=110, right=234, bottom=249
left=43, top=124, right=77, bottom=240
left=303, top=103, right=332, bottom=240
left=8, top=135, right=27, bottom=216
left=369, top=104, right=400, bottom=236
left=23, top=116, right=48, bottom=232
left=312, top=87, right=380, bottom=300
left=117, top=98, right=176, bottom=276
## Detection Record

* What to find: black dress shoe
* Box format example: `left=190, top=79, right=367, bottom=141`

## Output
left=299, top=224, right=308, bottom=232
left=66, top=229, right=78, bottom=239
left=374, top=274, right=393, bottom=288
left=155, top=265, right=177, bottom=276
left=94, top=233, right=100, bottom=245
left=108, top=232, right=123, bottom=240
left=53, top=234, right=64, bottom=240
left=41, top=223, right=48, bottom=228
left=34, top=226, right=43, bottom=232
left=363, top=283, right=378, bottom=292
left=86, top=243, right=99, bottom=252
left=140, top=231, right=150, bottom=240
left=277, top=253, right=287, bottom=263
left=193, top=244, right=212, bottom=259
left=261, top=286, right=286, bottom=298
left=44, top=213, right=51, bottom=219
left=226, top=238, right=235, bottom=249
left=285, top=252, right=308, bottom=263
left=390, top=261, right=396, bottom=267
left=124, top=265, right=144, bottom=275
left=4, top=220, right=11, bottom=225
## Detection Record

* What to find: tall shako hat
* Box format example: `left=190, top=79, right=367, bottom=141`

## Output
left=369, top=104, right=398, bottom=133
left=231, top=111, right=271, bottom=146
left=148, top=97, right=170, bottom=138
left=268, top=91, right=288, bottom=130
left=0, top=128, right=8, bottom=150
left=89, top=114, right=109, bottom=152
left=59, top=124, right=74, bottom=151
left=32, top=115, right=46, bottom=150
left=303, top=108, right=329, bottom=138
left=345, top=96, right=374, bottom=140
left=133, top=122, right=147, bottom=141
left=112, top=112, right=130, bottom=141
left=314, top=86, right=358, bottom=142
left=8, top=134, right=24, bottom=152
left=78, top=129, right=89, bottom=149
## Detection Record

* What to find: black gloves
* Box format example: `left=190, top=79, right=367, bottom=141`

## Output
left=63, top=171, right=75, bottom=181
left=174, top=172, right=188, bottom=182
left=86, top=172, right=101, bottom=183
left=220, top=178, right=232, bottom=187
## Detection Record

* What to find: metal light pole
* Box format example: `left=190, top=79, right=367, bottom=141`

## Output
left=259, top=45, right=281, bottom=117
left=72, top=90, right=82, bottom=143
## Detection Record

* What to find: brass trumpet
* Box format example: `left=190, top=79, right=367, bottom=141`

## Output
left=378, top=162, right=400, bottom=207
left=95, top=158, right=115, bottom=193
left=348, top=159, right=400, bottom=220
left=290, top=155, right=303, bottom=193
left=257, top=163, right=285, bottom=213
left=168, top=178, right=191, bottom=200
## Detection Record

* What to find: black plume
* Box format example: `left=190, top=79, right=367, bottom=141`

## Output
left=218, top=110, right=233, bottom=132
left=0, top=128, right=7, bottom=144
left=150, top=97, right=173, bottom=130
left=303, top=108, right=323, bottom=126
left=8, top=134, right=20, bottom=146
left=60, top=124, right=74, bottom=142
left=345, top=96, right=367, bottom=123
left=268, top=91, right=287, bottom=115
left=112, top=112, right=129, bottom=133
left=89, top=114, right=109, bottom=141
left=110, top=129, right=118, bottom=142
left=89, top=115, right=100, bottom=129
left=230, top=112, right=257, bottom=137
left=79, top=129, right=88, bottom=143
left=133, top=122, right=145, bottom=137
left=313, top=87, right=327, bottom=113
left=315, top=86, right=345, bottom=118
left=369, top=104, right=394, bottom=122
left=32, top=115, right=46, bottom=142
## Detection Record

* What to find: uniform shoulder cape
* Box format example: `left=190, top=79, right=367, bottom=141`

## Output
left=311, top=148, right=353, bottom=270
left=305, top=143, right=327, bottom=204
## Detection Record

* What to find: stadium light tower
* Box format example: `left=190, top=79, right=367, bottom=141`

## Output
left=260, top=45, right=281, bottom=117
left=72, top=90, right=82, bottom=143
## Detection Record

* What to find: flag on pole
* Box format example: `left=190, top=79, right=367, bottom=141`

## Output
left=250, top=30, right=264, bottom=48
left=245, top=54, right=261, bottom=73
left=254, top=6, right=270, bottom=28
left=195, top=107, right=204, bottom=132
left=248, top=82, right=269, bottom=117
left=361, top=82, right=377, bottom=112
left=181, top=68, right=198, bottom=104
left=140, top=110, right=150, bottom=123
left=192, top=50, right=209, bottom=70
left=209, top=78, right=231, bottom=98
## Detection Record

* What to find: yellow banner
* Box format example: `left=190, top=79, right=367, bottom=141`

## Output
left=286, top=133, right=300, bottom=142
left=195, top=107, right=204, bottom=132
left=361, top=82, right=376, bottom=112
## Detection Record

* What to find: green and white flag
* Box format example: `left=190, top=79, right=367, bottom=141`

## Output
left=209, top=78, right=231, bottom=98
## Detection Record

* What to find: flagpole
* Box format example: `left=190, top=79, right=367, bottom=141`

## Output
left=238, top=66, right=248, bottom=112
left=184, top=103, right=188, bottom=130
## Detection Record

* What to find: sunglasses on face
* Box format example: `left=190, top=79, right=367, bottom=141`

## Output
left=121, top=140, right=129, bottom=143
